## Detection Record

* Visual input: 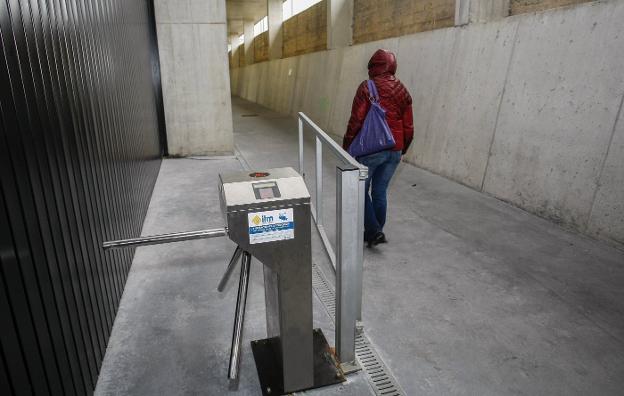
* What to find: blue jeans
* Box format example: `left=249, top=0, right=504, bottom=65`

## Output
left=358, top=150, right=401, bottom=241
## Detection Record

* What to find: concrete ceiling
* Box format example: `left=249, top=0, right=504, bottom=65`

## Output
left=226, top=0, right=268, bottom=36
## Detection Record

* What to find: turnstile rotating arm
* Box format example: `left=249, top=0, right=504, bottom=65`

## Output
left=102, top=228, right=227, bottom=250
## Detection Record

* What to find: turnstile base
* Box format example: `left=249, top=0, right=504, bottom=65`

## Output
left=251, top=328, right=346, bottom=395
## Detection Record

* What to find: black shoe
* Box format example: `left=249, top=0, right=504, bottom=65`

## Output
left=368, top=232, right=386, bottom=248
left=365, top=234, right=376, bottom=248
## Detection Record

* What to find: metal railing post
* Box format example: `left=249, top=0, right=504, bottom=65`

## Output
left=315, top=137, right=323, bottom=225
left=356, top=173, right=366, bottom=321
left=298, top=116, right=304, bottom=176
left=335, top=165, right=361, bottom=366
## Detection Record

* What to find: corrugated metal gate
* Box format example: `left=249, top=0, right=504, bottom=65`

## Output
left=0, top=0, right=165, bottom=394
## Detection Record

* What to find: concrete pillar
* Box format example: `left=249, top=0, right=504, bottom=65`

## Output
left=229, top=34, right=238, bottom=49
left=456, top=0, right=510, bottom=25
left=229, top=34, right=239, bottom=67
left=470, top=0, right=510, bottom=22
left=244, top=20, right=254, bottom=66
left=268, top=0, right=283, bottom=59
left=229, top=33, right=240, bottom=56
left=327, top=0, right=353, bottom=49
left=455, top=0, right=470, bottom=26
left=154, top=0, right=234, bottom=156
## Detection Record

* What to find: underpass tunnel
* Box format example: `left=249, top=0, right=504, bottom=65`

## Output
left=1, top=1, right=623, bottom=396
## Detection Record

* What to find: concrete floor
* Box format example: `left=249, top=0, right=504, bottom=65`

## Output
left=96, top=97, right=624, bottom=395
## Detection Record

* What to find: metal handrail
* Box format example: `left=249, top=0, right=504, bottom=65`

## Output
left=298, top=112, right=367, bottom=179
left=298, top=112, right=365, bottom=366
left=298, top=112, right=367, bottom=269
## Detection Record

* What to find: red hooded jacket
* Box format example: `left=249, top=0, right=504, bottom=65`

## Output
left=343, top=49, right=414, bottom=154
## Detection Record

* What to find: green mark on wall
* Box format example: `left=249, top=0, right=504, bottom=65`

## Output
left=319, top=96, right=330, bottom=113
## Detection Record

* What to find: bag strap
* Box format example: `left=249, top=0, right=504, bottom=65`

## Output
left=367, top=79, right=379, bottom=103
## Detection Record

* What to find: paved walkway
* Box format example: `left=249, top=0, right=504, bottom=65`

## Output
left=97, top=97, right=624, bottom=395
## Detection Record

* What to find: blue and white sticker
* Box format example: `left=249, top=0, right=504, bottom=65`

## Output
left=248, top=208, right=294, bottom=244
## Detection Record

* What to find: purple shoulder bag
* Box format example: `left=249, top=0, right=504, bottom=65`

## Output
left=347, top=80, right=396, bottom=158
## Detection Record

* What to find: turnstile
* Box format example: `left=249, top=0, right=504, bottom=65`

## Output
left=103, top=167, right=345, bottom=395
left=219, top=168, right=344, bottom=394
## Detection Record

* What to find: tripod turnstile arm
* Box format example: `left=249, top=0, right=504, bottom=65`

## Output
left=228, top=251, right=251, bottom=381
left=102, top=228, right=227, bottom=250
left=218, top=246, right=243, bottom=292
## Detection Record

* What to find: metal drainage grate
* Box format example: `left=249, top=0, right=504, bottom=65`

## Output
left=312, top=263, right=336, bottom=318
left=311, top=264, right=405, bottom=396
left=355, top=334, right=404, bottom=396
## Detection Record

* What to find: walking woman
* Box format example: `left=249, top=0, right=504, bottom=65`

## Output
left=343, top=49, right=414, bottom=247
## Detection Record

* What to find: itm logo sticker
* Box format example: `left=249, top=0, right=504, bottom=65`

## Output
left=247, top=208, right=295, bottom=245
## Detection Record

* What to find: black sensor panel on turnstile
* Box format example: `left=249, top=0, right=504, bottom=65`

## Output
left=252, top=182, right=281, bottom=200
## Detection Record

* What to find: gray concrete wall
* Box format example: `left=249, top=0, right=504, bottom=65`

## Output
left=230, top=0, right=624, bottom=246
left=156, top=0, right=233, bottom=156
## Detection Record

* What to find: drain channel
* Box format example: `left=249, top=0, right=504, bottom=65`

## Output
left=312, top=263, right=336, bottom=318
left=312, top=264, right=405, bottom=396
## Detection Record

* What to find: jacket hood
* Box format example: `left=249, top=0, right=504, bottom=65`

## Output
left=368, top=49, right=397, bottom=78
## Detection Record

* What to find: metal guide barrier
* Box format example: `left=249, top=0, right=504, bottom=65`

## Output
left=298, top=112, right=367, bottom=365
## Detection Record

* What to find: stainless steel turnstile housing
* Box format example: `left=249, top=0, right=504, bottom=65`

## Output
left=220, top=168, right=318, bottom=393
